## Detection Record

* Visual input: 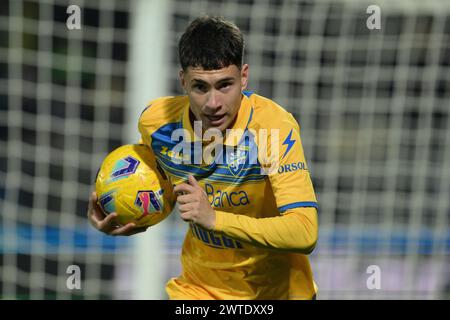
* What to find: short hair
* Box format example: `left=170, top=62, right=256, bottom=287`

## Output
left=178, top=16, right=244, bottom=71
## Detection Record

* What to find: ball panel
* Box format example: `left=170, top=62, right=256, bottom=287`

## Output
left=98, top=191, right=116, bottom=215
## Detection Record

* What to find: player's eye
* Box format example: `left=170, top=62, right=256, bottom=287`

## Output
left=193, top=83, right=207, bottom=93
left=219, top=82, right=232, bottom=91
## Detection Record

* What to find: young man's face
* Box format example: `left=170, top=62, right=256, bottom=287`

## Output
left=179, top=64, right=249, bottom=132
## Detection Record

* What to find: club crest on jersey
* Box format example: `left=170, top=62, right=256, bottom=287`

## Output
left=227, top=145, right=249, bottom=176
left=134, top=190, right=163, bottom=220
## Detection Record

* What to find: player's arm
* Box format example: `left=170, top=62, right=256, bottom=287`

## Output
left=174, top=114, right=318, bottom=253
left=214, top=207, right=317, bottom=253
left=213, top=115, right=319, bottom=253
left=174, top=178, right=317, bottom=254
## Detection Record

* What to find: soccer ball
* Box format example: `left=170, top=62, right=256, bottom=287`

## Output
left=95, top=144, right=174, bottom=228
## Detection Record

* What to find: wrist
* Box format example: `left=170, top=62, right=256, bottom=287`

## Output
left=213, top=210, right=224, bottom=232
left=209, top=209, right=216, bottom=230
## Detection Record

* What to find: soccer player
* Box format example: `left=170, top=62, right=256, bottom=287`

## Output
left=88, top=16, right=318, bottom=300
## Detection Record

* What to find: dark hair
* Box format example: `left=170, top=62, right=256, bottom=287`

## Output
left=178, top=16, right=244, bottom=71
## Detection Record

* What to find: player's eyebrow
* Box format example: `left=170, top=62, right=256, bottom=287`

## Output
left=191, top=77, right=235, bottom=85
left=216, top=77, right=235, bottom=84
left=191, top=79, right=207, bottom=84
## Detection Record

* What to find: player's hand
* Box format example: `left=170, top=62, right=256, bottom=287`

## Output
left=87, top=191, right=149, bottom=236
left=173, top=175, right=216, bottom=230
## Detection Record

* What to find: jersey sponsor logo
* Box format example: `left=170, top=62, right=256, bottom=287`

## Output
left=160, top=146, right=190, bottom=162
left=205, top=183, right=250, bottom=208
left=277, top=161, right=307, bottom=174
left=281, top=129, right=296, bottom=159
left=190, top=223, right=243, bottom=249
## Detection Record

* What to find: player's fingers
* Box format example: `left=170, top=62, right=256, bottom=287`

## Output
left=103, top=211, right=118, bottom=224
left=122, top=226, right=149, bottom=236
left=173, top=183, right=195, bottom=196
left=98, top=212, right=119, bottom=232
left=187, top=175, right=201, bottom=188
left=178, top=203, right=193, bottom=213
left=187, top=176, right=207, bottom=197
left=88, top=194, right=105, bottom=229
left=176, top=194, right=196, bottom=204
left=87, top=192, right=95, bottom=215
left=88, top=192, right=105, bottom=222
left=109, top=222, right=136, bottom=236
left=179, top=211, right=192, bottom=223
left=87, top=192, right=97, bottom=217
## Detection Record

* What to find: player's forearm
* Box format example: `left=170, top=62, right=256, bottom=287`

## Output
left=214, top=207, right=318, bottom=254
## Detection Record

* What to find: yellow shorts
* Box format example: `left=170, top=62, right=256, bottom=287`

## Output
left=166, top=275, right=217, bottom=300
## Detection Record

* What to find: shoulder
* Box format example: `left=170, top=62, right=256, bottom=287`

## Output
left=139, top=95, right=187, bottom=131
left=246, top=92, right=299, bottom=130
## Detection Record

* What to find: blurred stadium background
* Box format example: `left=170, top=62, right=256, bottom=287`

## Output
left=0, top=0, right=449, bottom=299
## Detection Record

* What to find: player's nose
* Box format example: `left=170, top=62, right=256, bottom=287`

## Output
left=204, top=90, right=222, bottom=112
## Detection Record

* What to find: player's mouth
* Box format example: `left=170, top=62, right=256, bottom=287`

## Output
left=205, top=114, right=226, bottom=126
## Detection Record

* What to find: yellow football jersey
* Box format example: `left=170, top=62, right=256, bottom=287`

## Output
left=139, top=91, right=318, bottom=300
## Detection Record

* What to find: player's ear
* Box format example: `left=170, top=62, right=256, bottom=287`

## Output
left=240, top=64, right=249, bottom=90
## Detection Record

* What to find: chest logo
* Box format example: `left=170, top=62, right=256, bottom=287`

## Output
left=227, top=145, right=249, bottom=176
